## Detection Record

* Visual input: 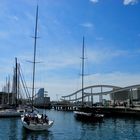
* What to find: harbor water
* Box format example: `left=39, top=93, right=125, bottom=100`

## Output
left=0, top=110, right=140, bottom=140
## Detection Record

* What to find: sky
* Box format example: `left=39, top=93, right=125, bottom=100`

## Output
left=0, top=0, right=140, bottom=101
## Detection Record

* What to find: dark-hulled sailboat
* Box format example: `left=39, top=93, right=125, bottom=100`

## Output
left=74, top=37, right=104, bottom=122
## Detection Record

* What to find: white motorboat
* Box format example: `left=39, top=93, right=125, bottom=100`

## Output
left=0, top=109, right=23, bottom=117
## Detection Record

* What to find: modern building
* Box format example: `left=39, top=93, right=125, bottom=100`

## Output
left=132, top=88, right=140, bottom=101
left=34, top=88, right=51, bottom=108
left=110, top=88, right=140, bottom=106
left=37, top=88, right=44, bottom=98
left=110, top=88, right=140, bottom=101
left=110, top=89, right=129, bottom=101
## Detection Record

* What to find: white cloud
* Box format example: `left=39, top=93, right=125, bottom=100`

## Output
left=90, top=0, right=139, bottom=5
left=90, top=0, right=99, bottom=4
left=46, top=72, right=140, bottom=100
left=87, top=48, right=128, bottom=64
left=86, top=72, right=140, bottom=87
left=80, top=22, right=94, bottom=28
left=123, top=0, right=138, bottom=5
left=0, top=47, right=139, bottom=101
left=38, top=47, right=80, bottom=70
left=23, top=46, right=129, bottom=72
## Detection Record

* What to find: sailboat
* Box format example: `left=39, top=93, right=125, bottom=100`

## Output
left=0, top=58, right=25, bottom=117
left=21, top=5, right=54, bottom=131
left=74, top=37, right=104, bottom=122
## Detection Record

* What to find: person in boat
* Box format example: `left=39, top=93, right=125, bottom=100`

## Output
left=35, top=115, right=39, bottom=124
left=41, top=114, right=43, bottom=119
left=44, top=114, right=48, bottom=123
left=24, top=114, right=30, bottom=125
left=30, top=111, right=36, bottom=121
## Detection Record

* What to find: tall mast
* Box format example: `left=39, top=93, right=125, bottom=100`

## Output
left=15, top=57, right=18, bottom=106
left=32, top=5, right=39, bottom=110
left=7, top=76, right=10, bottom=104
left=81, top=36, right=85, bottom=106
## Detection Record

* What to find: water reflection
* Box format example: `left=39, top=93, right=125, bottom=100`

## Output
left=0, top=118, right=20, bottom=140
left=22, top=128, right=54, bottom=140
left=1, top=111, right=140, bottom=140
left=103, top=117, right=140, bottom=140
left=78, top=120, right=104, bottom=140
left=9, top=118, right=19, bottom=139
left=75, top=116, right=140, bottom=140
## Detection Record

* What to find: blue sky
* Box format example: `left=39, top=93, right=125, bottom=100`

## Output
left=0, top=0, right=140, bottom=100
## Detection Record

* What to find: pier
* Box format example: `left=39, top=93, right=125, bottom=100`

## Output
left=52, top=102, right=79, bottom=111
left=53, top=105, right=78, bottom=111
left=52, top=102, right=140, bottom=117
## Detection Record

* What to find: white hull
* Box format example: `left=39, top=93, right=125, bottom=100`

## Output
left=21, top=116, right=54, bottom=131
left=0, top=109, right=23, bottom=117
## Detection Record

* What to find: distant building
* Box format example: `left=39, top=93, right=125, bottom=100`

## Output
left=37, top=88, right=44, bottom=98
left=34, top=96, right=50, bottom=105
left=34, top=88, right=51, bottom=107
left=110, top=89, right=129, bottom=101
left=132, top=88, right=140, bottom=101
left=110, top=88, right=140, bottom=105
left=0, top=92, right=16, bottom=105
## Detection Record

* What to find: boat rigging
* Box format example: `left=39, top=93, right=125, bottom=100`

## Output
left=21, top=5, right=54, bottom=131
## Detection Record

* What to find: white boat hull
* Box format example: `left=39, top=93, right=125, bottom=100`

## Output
left=0, top=109, right=23, bottom=117
left=21, top=116, right=54, bottom=131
